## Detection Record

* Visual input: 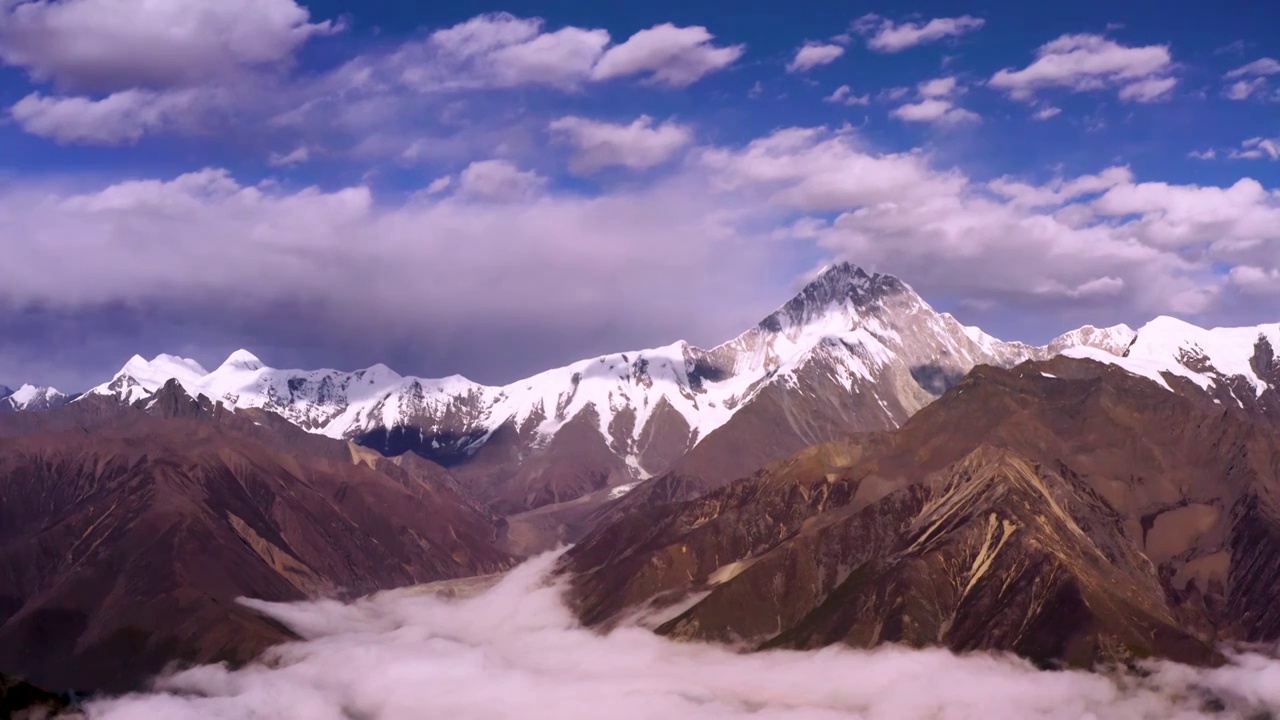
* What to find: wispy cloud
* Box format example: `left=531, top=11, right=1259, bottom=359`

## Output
left=1224, top=57, right=1280, bottom=78
left=1222, top=58, right=1280, bottom=101
left=990, top=34, right=1176, bottom=103
left=824, top=85, right=870, bottom=106
left=852, top=14, right=985, bottom=53
left=1229, top=137, right=1280, bottom=160
left=786, top=42, right=844, bottom=73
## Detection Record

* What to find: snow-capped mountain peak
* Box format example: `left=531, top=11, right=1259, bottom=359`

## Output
left=1, top=383, right=68, bottom=412
left=768, top=262, right=907, bottom=330
left=97, top=354, right=210, bottom=404
left=1047, top=323, right=1137, bottom=357
left=217, top=349, right=265, bottom=372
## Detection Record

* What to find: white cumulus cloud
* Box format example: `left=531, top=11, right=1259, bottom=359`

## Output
left=701, top=125, right=1280, bottom=319
left=891, top=99, right=979, bottom=125
left=549, top=115, right=693, bottom=174
left=890, top=77, right=978, bottom=125
left=456, top=159, right=548, bottom=201
left=9, top=88, right=218, bottom=144
left=990, top=34, right=1176, bottom=103
left=592, top=23, right=744, bottom=87
left=0, top=0, right=341, bottom=91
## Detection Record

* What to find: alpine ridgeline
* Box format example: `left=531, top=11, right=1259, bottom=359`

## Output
left=70, top=263, right=1134, bottom=519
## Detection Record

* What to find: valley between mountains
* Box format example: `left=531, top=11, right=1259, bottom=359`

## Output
left=3, top=262, right=1280, bottom=702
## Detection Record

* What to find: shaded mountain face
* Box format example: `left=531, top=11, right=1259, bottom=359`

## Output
left=560, top=356, right=1280, bottom=669
left=69, top=263, right=1127, bottom=517
left=0, top=382, right=512, bottom=692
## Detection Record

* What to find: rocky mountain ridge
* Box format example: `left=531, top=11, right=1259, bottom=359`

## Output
left=562, top=353, right=1280, bottom=668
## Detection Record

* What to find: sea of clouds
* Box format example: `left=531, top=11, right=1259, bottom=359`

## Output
left=81, top=552, right=1280, bottom=719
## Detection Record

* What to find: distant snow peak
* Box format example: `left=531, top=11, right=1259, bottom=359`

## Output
left=1, top=383, right=68, bottom=411
left=219, top=349, right=264, bottom=372
left=99, top=353, right=211, bottom=404
left=1047, top=323, right=1137, bottom=357
left=1064, top=317, right=1280, bottom=402
left=355, top=363, right=403, bottom=386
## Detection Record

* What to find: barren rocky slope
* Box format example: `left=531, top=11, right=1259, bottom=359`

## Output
left=562, top=355, right=1280, bottom=668
left=0, top=383, right=511, bottom=692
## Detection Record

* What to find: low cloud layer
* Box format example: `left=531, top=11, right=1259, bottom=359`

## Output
left=83, top=552, right=1280, bottom=720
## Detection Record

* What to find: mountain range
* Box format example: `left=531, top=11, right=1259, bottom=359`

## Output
left=17, top=265, right=1144, bottom=519
left=3, top=261, right=1280, bottom=697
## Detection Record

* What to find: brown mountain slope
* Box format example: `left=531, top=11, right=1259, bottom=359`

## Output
left=561, top=356, right=1280, bottom=668
left=0, top=383, right=512, bottom=692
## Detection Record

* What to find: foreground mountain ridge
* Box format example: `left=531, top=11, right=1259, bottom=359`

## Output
left=562, top=353, right=1280, bottom=668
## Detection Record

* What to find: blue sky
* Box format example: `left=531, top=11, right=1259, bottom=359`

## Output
left=1, top=0, right=1278, bottom=390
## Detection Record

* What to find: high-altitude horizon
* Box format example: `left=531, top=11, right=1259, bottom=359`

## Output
left=4, top=1, right=1280, bottom=718
left=0, top=261, right=1271, bottom=396
left=1, top=0, right=1278, bottom=391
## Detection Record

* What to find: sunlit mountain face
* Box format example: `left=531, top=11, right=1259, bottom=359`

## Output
left=1, top=1, right=1279, bottom=718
